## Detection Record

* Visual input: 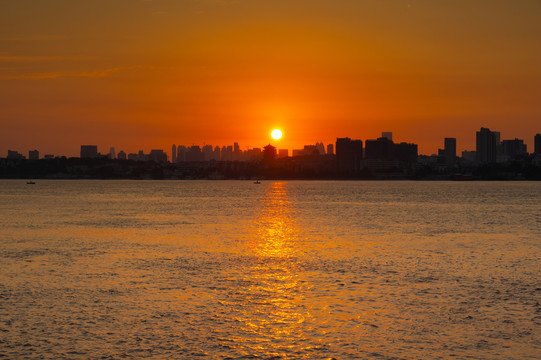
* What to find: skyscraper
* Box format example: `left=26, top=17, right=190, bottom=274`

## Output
left=327, top=143, right=334, bottom=155
left=444, top=138, right=456, bottom=165
left=535, top=134, right=541, bottom=155
left=476, top=127, right=497, bottom=164
left=172, top=144, right=177, bottom=163
left=336, top=137, right=363, bottom=173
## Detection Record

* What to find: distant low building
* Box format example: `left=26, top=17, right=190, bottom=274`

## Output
left=117, top=150, right=127, bottom=160
left=80, top=145, right=98, bottom=159
left=501, top=138, right=527, bottom=161
left=461, top=150, right=476, bottom=163
left=28, top=150, right=39, bottom=160
left=7, top=150, right=25, bottom=160
left=149, top=149, right=167, bottom=163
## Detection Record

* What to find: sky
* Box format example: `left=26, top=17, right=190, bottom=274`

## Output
left=1, top=0, right=540, bottom=157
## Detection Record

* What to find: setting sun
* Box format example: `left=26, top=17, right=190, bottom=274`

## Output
left=271, top=129, right=283, bottom=140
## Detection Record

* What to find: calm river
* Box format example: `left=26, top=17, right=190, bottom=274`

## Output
left=0, top=180, right=540, bottom=359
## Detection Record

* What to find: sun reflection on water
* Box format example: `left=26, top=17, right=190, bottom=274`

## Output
left=252, top=182, right=298, bottom=259
left=223, top=182, right=321, bottom=357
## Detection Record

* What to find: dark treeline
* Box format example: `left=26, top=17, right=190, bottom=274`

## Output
left=1, top=156, right=540, bottom=180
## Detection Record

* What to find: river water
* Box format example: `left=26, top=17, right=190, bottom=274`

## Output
left=0, top=180, right=540, bottom=359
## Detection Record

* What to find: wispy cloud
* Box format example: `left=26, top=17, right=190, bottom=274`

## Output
left=0, top=65, right=153, bottom=80
left=0, top=55, right=88, bottom=63
left=0, top=35, right=67, bottom=42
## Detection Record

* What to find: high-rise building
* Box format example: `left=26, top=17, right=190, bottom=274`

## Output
left=177, top=146, right=187, bottom=162
left=186, top=146, right=204, bottom=161
left=117, top=150, right=127, bottom=160
left=28, top=150, right=39, bottom=160
left=213, top=146, right=221, bottom=161
left=80, top=145, right=98, bottom=159
left=327, top=143, right=334, bottom=155
left=109, top=147, right=116, bottom=159
left=149, top=149, right=167, bottom=163
left=277, top=149, right=288, bottom=158
left=393, top=142, right=418, bottom=163
left=365, top=137, right=393, bottom=160
left=221, top=145, right=233, bottom=161
left=382, top=132, right=393, bottom=141
left=535, top=134, right=541, bottom=155
left=172, top=144, right=177, bottom=163
left=138, top=150, right=146, bottom=161
left=444, top=138, right=456, bottom=165
left=501, top=138, right=527, bottom=159
left=202, top=144, right=214, bottom=161
left=476, top=127, right=497, bottom=164
left=233, top=142, right=242, bottom=161
left=302, top=145, right=319, bottom=156
left=336, top=137, right=363, bottom=173
left=315, top=142, right=325, bottom=155
left=262, top=144, right=276, bottom=163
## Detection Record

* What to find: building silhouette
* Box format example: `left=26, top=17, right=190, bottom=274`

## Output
left=381, top=132, right=392, bottom=141
left=444, top=138, right=456, bottom=165
left=202, top=145, right=214, bottom=161
left=149, top=149, right=167, bottom=163
left=336, top=137, right=363, bottom=173
left=28, top=150, right=39, bottom=160
left=393, top=142, right=418, bottom=163
left=327, top=143, right=334, bottom=155
left=315, top=142, right=325, bottom=155
left=365, top=137, right=394, bottom=160
left=80, top=145, right=98, bottom=159
left=7, top=150, right=25, bottom=159
left=262, top=144, right=276, bottom=164
left=476, top=127, right=497, bottom=164
left=277, top=149, right=288, bottom=158
left=501, top=138, right=527, bottom=160
left=117, top=150, right=127, bottom=160
left=535, top=134, right=541, bottom=155
left=186, top=146, right=204, bottom=162
left=172, top=144, right=177, bottom=163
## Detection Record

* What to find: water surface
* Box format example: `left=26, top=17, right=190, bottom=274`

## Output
left=1, top=180, right=540, bottom=359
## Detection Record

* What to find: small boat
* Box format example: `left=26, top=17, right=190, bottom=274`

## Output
left=254, top=180, right=261, bottom=184
left=26, top=181, right=36, bottom=185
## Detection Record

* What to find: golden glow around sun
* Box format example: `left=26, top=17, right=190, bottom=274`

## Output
left=271, top=129, right=283, bottom=140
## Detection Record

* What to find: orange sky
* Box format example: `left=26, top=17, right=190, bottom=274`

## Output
left=1, top=0, right=540, bottom=157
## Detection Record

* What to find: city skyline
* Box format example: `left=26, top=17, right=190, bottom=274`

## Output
left=5, top=127, right=540, bottom=163
left=2, top=1, right=541, bottom=157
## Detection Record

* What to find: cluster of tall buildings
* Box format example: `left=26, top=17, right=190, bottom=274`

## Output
left=471, top=127, right=536, bottom=164
left=5, top=128, right=541, bottom=169
left=336, top=133, right=419, bottom=173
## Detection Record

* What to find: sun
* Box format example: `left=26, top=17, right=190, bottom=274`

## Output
left=271, top=129, right=283, bottom=140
